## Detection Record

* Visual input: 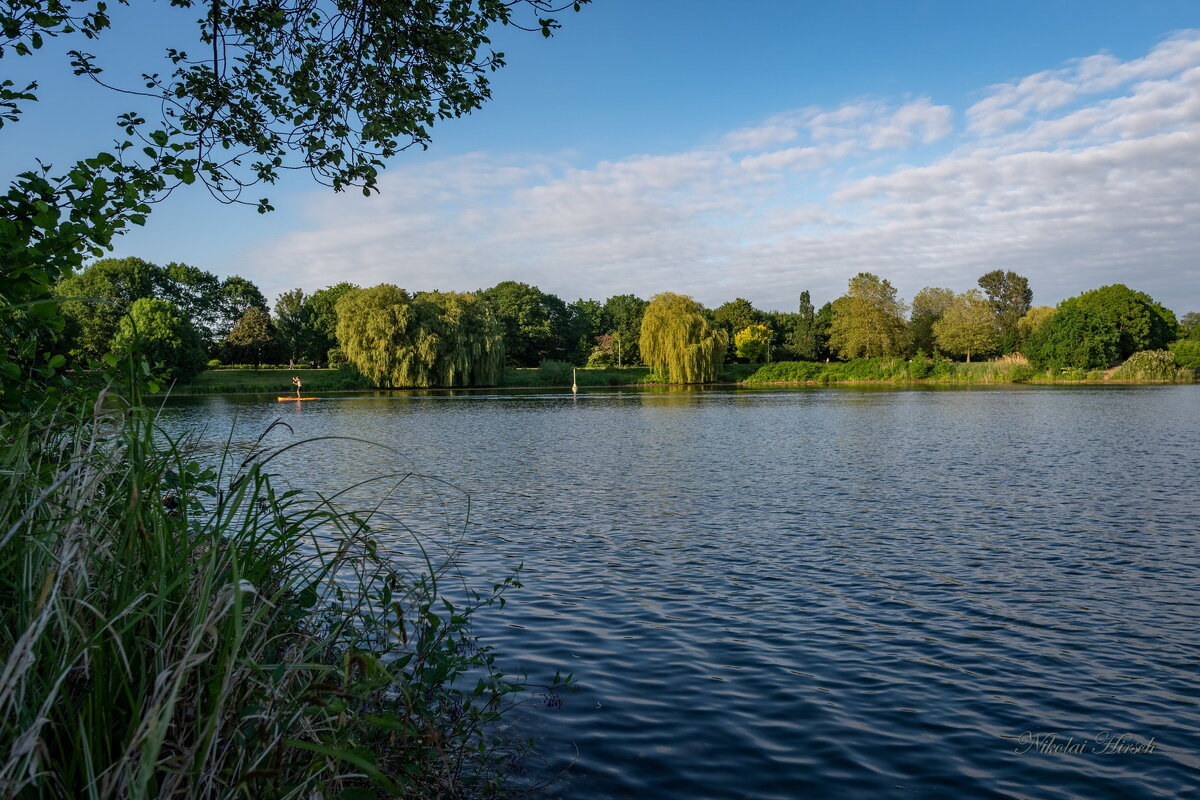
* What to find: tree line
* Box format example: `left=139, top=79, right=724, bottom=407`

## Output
left=53, top=258, right=1200, bottom=386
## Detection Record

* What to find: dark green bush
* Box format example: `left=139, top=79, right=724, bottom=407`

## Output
left=537, top=359, right=574, bottom=384
left=1170, top=339, right=1200, bottom=370
left=907, top=352, right=932, bottom=379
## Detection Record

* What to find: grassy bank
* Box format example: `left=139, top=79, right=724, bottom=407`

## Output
left=742, top=357, right=1197, bottom=385
left=164, top=356, right=1194, bottom=397
left=170, top=366, right=373, bottom=394
left=1, top=376, right=565, bottom=798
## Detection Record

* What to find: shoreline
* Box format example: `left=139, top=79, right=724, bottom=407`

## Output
left=158, top=376, right=1193, bottom=397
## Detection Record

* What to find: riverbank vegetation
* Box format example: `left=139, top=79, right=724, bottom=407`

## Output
left=45, top=257, right=1198, bottom=393
left=1, top=365, right=566, bottom=798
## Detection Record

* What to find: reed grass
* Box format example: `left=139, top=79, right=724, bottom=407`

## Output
left=1, top=378, right=566, bottom=798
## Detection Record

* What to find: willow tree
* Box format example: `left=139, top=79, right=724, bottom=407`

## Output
left=336, top=285, right=503, bottom=388
left=639, top=293, right=728, bottom=383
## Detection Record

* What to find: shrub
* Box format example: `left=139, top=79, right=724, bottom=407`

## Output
left=537, top=359, right=574, bottom=384
left=1170, top=339, right=1200, bottom=370
left=207, top=358, right=222, bottom=368
left=1113, top=349, right=1179, bottom=381
left=1009, top=364, right=1036, bottom=382
left=928, top=355, right=955, bottom=380
left=743, top=361, right=827, bottom=383
left=908, top=351, right=932, bottom=379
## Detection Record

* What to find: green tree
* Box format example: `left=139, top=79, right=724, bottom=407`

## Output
left=274, top=289, right=312, bottom=365
left=1, top=0, right=587, bottom=410
left=225, top=306, right=279, bottom=369
left=565, top=298, right=604, bottom=364
left=1179, top=311, right=1200, bottom=340
left=601, top=294, right=649, bottom=365
left=54, top=257, right=167, bottom=363
left=109, top=297, right=207, bottom=382
left=815, top=302, right=835, bottom=360
left=218, top=276, right=269, bottom=340
left=734, top=324, right=772, bottom=363
left=305, top=282, right=360, bottom=364
left=479, top=281, right=569, bottom=366
left=1076, top=284, right=1177, bottom=357
left=336, top=285, right=503, bottom=387
left=159, top=262, right=226, bottom=353
left=781, top=291, right=827, bottom=361
left=1023, top=298, right=1120, bottom=370
left=639, top=293, right=728, bottom=383
left=1028, top=284, right=1178, bottom=369
left=711, top=298, right=762, bottom=362
left=828, top=273, right=907, bottom=359
left=1017, top=306, right=1057, bottom=346
left=909, top=286, right=955, bottom=356
left=977, top=270, right=1033, bottom=353
left=932, top=290, right=999, bottom=362
left=586, top=332, right=620, bottom=367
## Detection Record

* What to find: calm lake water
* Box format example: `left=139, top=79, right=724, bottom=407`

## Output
left=162, top=385, right=1200, bottom=799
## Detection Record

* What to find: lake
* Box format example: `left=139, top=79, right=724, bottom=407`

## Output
left=162, top=385, right=1200, bottom=799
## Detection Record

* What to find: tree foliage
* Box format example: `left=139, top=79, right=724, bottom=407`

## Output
left=336, top=285, right=504, bottom=387
left=711, top=297, right=761, bottom=360
left=159, top=261, right=225, bottom=349
left=639, top=293, right=727, bottom=383
left=479, top=281, right=568, bottom=366
left=1017, top=306, right=1057, bottom=345
left=55, top=257, right=167, bottom=363
left=909, top=287, right=955, bottom=356
left=779, top=291, right=828, bottom=361
left=1179, top=311, right=1200, bottom=340
left=1077, top=284, right=1177, bottom=356
left=564, top=298, right=603, bottom=364
left=601, top=294, right=648, bottom=365
left=225, top=306, right=279, bottom=368
left=1170, top=339, right=1200, bottom=370
left=109, top=297, right=207, bottom=382
left=1023, top=285, right=1175, bottom=370
left=52, top=256, right=253, bottom=362
left=932, top=290, right=999, bottom=362
left=305, top=281, right=359, bottom=363
left=977, top=270, right=1033, bottom=352
left=828, top=273, right=907, bottom=359
left=273, top=289, right=312, bottom=364
left=734, top=324, right=772, bottom=363
left=218, top=277, right=269, bottom=339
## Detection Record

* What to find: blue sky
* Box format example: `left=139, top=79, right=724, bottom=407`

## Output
left=7, top=0, right=1200, bottom=313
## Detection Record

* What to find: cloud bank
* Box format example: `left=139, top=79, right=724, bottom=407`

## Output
left=248, top=31, right=1200, bottom=313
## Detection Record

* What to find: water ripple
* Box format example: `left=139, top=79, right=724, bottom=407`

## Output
left=163, top=386, right=1200, bottom=799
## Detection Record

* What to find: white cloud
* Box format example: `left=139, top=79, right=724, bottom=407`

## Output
left=248, top=31, right=1200, bottom=314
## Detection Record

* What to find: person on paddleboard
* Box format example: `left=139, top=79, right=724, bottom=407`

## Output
left=292, top=375, right=302, bottom=399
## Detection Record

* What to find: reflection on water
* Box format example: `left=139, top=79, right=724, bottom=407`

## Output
left=162, top=385, right=1200, bottom=799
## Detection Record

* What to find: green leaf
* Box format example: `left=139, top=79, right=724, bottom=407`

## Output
left=339, top=789, right=379, bottom=800
left=283, top=740, right=402, bottom=795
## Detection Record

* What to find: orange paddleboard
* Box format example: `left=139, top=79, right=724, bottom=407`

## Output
left=278, top=397, right=318, bottom=401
